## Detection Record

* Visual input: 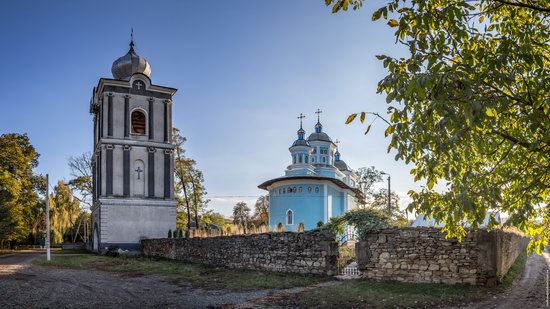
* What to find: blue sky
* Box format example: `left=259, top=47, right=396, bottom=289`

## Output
left=0, top=1, right=421, bottom=216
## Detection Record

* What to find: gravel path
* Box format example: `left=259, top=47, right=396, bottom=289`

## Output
left=0, top=250, right=276, bottom=308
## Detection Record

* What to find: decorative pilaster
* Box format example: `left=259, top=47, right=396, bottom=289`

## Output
left=107, top=93, right=114, bottom=137
left=148, top=97, right=155, bottom=140
left=164, top=149, right=173, bottom=198
left=124, top=95, right=130, bottom=138
left=123, top=145, right=131, bottom=196
left=164, top=99, right=172, bottom=142
left=106, top=144, right=114, bottom=195
left=148, top=147, right=156, bottom=197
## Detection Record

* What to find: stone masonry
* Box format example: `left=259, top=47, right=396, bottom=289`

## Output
left=356, top=227, right=529, bottom=285
left=141, top=230, right=339, bottom=275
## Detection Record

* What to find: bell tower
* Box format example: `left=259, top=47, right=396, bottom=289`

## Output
left=90, top=35, right=177, bottom=251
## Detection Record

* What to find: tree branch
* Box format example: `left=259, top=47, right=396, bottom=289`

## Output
left=492, top=0, right=550, bottom=12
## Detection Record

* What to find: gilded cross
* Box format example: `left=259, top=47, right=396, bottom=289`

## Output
left=135, top=166, right=143, bottom=179
left=136, top=82, right=143, bottom=90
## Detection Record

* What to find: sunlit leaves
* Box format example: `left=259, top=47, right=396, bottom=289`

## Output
left=346, top=113, right=357, bottom=124
left=325, top=0, right=550, bottom=251
left=387, top=19, right=399, bottom=27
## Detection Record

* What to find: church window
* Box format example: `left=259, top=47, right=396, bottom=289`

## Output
left=307, top=186, right=312, bottom=192
left=298, top=187, right=303, bottom=193
left=315, top=187, right=320, bottom=193
left=131, top=110, right=146, bottom=134
left=305, top=156, right=309, bottom=163
left=293, top=187, right=297, bottom=193
left=293, top=155, right=296, bottom=164
left=286, top=209, right=294, bottom=225
left=283, top=188, right=286, bottom=194
left=299, top=155, right=302, bottom=163
left=279, top=188, right=281, bottom=194
left=322, top=157, right=326, bottom=163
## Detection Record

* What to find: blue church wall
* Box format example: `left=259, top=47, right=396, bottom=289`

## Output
left=327, top=185, right=345, bottom=218
left=269, top=183, right=325, bottom=231
left=268, top=183, right=352, bottom=231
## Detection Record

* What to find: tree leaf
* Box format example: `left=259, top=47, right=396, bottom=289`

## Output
left=346, top=113, right=358, bottom=124
left=486, top=107, right=497, bottom=117
left=360, top=112, right=366, bottom=123
left=384, top=125, right=394, bottom=137
left=387, top=19, right=399, bottom=27
left=365, top=124, right=372, bottom=135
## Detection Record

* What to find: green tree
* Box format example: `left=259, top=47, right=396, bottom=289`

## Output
left=355, top=166, right=383, bottom=205
left=370, top=188, right=403, bottom=220
left=327, top=0, right=550, bottom=252
left=233, top=202, right=251, bottom=233
left=67, top=152, right=93, bottom=209
left=173, top=128, right=209, bottom=232
left=253, top=195, right=269, bottom=226
left=50, top=180, right=81, bottom=244
left=0, top=133, right=41, bottom=246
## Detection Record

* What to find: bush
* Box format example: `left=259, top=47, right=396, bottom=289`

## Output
left=325, top=209, right=391, bottom=240
left=297, top=222, right=305, bottom=232
left=277, top=222, right=285, bottom=232
left=167, top=230, right=172, bottom=238
left=317, top=221, right=325, bottom=228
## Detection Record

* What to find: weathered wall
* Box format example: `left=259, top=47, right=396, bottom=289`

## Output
left=141, top=230, right=339, bottom=275
left=356, top=228, right=528, bottom=285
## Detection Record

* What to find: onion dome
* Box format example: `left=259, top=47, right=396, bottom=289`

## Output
left=111, top=35, right=151, bottom=80
left=292, top=113, right=311, bottom=147
left=308, top=131, right=333, bottom=142
left=335, top=159, right=351, bottom=171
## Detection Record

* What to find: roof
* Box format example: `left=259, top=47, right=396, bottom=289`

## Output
left=307, top=132, right=333, bottom=143
left=291, top=139, right=311, bottom=147
left=258, top=175, right=365, bottom=203
left=334, top=160, right=351, bottom=172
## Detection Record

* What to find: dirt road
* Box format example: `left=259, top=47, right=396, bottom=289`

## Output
left=466, top=248, right=550, bottom=309
left=0, top=249, right=274, bottom=308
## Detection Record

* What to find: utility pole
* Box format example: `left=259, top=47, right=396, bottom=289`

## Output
left=45, top=174, right=51, bottom=261
left=387, top=174, right=391, bottom=215
left=381, top=172, right=392, bottom=215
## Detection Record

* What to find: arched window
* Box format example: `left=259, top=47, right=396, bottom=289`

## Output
left=131, top=110, right=146, bottom=134
left=286, top=209, right=294, bottom=225
left=305, top=156, right=309, bottom=164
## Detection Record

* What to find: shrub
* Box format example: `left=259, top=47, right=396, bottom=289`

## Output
left=167, top=230, right=172, bottom=238
left=317, top=221, right=325, bottom=228
left=325, top=209, right=390, bottom=240
left=277, top=222, right=285, bottom=232
left=297, top=222, right=305, bottom=232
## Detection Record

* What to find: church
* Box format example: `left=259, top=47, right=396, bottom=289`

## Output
left=90, top=36, right=177, bottom=251
left=259, top=112, right=364, bottom=231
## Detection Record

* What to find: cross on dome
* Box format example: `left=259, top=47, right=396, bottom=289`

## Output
left=314, top=108, right=323, bottom=133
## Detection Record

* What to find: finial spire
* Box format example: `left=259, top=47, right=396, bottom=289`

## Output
left=129, top=28, right=135, bottom=51
left=315, top=108, right=322, bottom=122
left=314, top=108, right=323, bottom=133
left=297, top=113, right=306, bottom=129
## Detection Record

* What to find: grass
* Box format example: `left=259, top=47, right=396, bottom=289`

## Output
left=32, top=254, right=330, bottom=291
left=499, top=250, right=527, bottom=288
left=0, top=249, right=15, bottom=256
left=273, top=250, right=529, bottom=308
left=275, top=280, right=488, bottom=308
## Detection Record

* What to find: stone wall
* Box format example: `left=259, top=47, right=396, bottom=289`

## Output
left=356, top=227, right=529, bottom=285
left=141, top=230, right=339, bottom=275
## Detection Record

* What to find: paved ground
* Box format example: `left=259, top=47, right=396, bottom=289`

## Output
left=0, top=249, right=276, bottom=308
